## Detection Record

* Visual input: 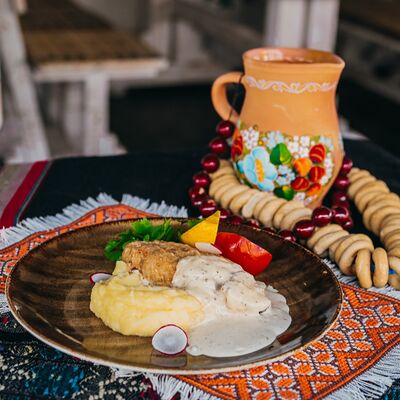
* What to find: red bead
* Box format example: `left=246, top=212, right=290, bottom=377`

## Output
left=340, top=156, right=353, bottom=176
left=342, top=217, right=354, bottom=231
left=263, top=227, right=276, bottom=234
left=279, top=230, right=297, bottom=242
left=188, top=186, right=206, bottom=201
left=192, top=171, right=211, bottom=188
left=209, top=137, right=228, bottom=155
left=201, top=153, right=220, bottom=173
left=246, top=219, right=261, bottom=229
left=332, top=206, right=350, bottom=225
left=216, top=120, right=235, bottom=139
left=334, top=176, right=350, bottom=191
left=218, top=208, right=231, bottom=220
left=312, top=206, right=333, bottom=227
left=227, top=215, right=244, bottom=225
left=332, top=200, right=350, bottom=210
left=293, top=220, right=315, bottom=239
left=199, top=199, right=218, bottom=217
left=331, top=191, right=348, bottom=204
left=191, top=193, right=208, bottom=208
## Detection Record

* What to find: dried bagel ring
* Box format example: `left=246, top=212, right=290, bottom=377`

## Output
left=329, top=235, right=349, bottom=261
left=253, top=194, right=277, bottom=219
left=210, top=165, right=235, bottom=180
left=388, top=256, right=400, bottom=275
left=381, top=230, right=400, bottom=247
left=388, top=247, right=400, bottom=259
left=379, top=213, right=400, bottom=228
left=354, top=190, right=381, bottom=212
left=374, top=192, right=400, bottom=203
left=348, top=176, right=377, bottom=198
left=348, top=167, right=360, bottom=175
left=381, top=226, right=400, bottom=242
left=279, top=208, right=312, bottom=231
left=209, top=175, right=238, bottom=197
left=242, top=191, right=268, bottom=219
left=272, top=201, right=303, bottom=230
left=209, top=175, right=232, bottom=196
left=355, top=190, right=382, bottom=213
left=259, top=198, right=287, bottom=227
left=348, top=169, right=370, bottom=182
left=213, top=159, right=230, bottom=170
left=334, top=234, right=372, bottom=265
left=313, top=230, right=349, bottom=257
left=387, top=241, right=400, bottom=252
left=382, top=232, right=400, bottom=249
left=359, top=192, right=400, bottom=217
left=363, top=204, right=400, bottom=231
left=307, top=224, right=343, bottom=249
left=354, top=183, right=390, bottom=211
left=372, top=248, right=389, bottom=287
left=353, top=180, right=390, bottom=199
left=388, top=274, right=400, bottom=289
left=213, top=181, right=240, bottom=202
left=355, top=249, right=373, bottom=289
left=219, top=184, right=250, bottom=209
left=338, top=240, right=374, bottom=275
left=220, top=159, right=231, bottom=167
left=230, top=189, right=259, bottom=214
left=369, top=205, right=400, bottom=234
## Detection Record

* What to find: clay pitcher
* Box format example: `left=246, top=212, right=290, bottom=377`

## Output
left=211, top=48, right=345, bottom=208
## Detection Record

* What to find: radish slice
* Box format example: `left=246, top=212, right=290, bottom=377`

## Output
left=195, top=242, right=222, bottom=255
left=90, top=272, right=112, bottom=284
left=152, top=325, right=188, bottom=355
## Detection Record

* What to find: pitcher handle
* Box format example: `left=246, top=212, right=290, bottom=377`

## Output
left=211, top=71, right=243, bottom=124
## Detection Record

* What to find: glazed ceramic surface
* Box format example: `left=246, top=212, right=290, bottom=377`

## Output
left=212, top=48, right=345, bottom=207
left=7, top=219, right=342, bottom=375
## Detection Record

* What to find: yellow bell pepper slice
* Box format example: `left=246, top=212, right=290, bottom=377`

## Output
left=180, top=211, right=220, bottom=247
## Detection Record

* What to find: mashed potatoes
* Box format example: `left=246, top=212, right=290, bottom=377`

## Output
left=90, top=266, right=204, bottom=336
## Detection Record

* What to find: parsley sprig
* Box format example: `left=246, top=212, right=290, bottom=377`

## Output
left=104, top=218, right=198, bottom=261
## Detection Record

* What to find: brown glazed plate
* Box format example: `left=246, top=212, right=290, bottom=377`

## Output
left=6, top=219, right=343, bottom=375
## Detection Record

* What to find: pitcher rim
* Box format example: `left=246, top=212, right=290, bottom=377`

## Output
left=243, top=48, right=345, bottom=69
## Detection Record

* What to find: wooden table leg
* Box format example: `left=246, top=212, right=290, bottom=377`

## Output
left=61, top=82, right=83, bottom=151
left=0, top=0, right=50, bottom=162
left=83, top=73, right=126, bottom=156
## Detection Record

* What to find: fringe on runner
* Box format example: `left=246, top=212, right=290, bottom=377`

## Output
left=0, top=193, right=187, bottom=250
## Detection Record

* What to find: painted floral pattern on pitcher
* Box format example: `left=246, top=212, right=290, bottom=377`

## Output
left=232, top=121, right=334, bottom=205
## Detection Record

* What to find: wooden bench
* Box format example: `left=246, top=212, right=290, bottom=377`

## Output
left=0, top=0, right=167, bottom=162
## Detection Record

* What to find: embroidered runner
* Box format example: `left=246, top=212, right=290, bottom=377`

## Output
left=1, top=203, right=400, bottom=399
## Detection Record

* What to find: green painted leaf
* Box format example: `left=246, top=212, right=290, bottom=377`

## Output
left=274, top=186, right=295, bottom=200
left=270, top=143, right=292, bottom=165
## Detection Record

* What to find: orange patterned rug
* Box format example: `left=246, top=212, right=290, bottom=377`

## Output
left=1, top=202, right=400, bottom=400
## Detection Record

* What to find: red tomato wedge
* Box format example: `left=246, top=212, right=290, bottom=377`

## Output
left=214, top=232, right=272, bottom=276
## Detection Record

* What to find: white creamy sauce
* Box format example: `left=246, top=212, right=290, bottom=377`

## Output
left=172, top=255, right=291, bottom=357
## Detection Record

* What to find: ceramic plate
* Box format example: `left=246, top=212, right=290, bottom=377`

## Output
left=6, top=219, right=342, bottom=375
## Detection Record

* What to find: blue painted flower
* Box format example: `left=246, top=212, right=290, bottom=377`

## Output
left=242, top=147, right=277, bottom=191
left=265, top=131, right=285, bottom=149
left=236, top=160, right=244, bottom=174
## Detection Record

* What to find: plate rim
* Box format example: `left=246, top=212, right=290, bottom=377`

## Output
left=6, top=218, right=344, bottom=375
